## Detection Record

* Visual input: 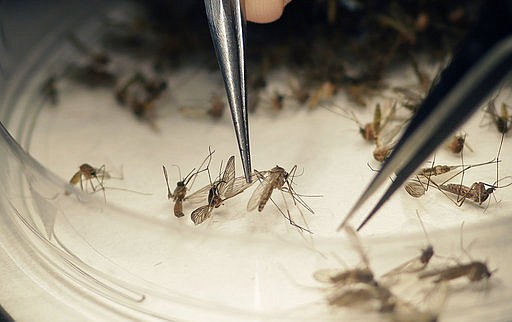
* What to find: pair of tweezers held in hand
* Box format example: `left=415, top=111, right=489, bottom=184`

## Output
left=204, top=0, right=252, bottom=183
left=339, top=0, right=512, bottom=231
left=204, top=0, right=512, bottom=230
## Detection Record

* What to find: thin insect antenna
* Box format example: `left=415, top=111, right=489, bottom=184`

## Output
left=284, top=183, right=315, bottom=214
left=415, top=210, right=431, bottom=245
left=425, top=154, right=437, bottom=191
left=217, top=159, right=224, bottom=181
left=182, top=167, right=197, bottom=185
left=162, top=165, right=173, bottom=199
left=459, top=143, right=466, bottom=189
left=495, top=133, right=505, bottom=186
left=459, top=222, right=474, bottom=262
left=499, top=175, right=512, bottom=187
left=287, top=165, right=299, bottom=186
left=294, top=166, right=305, bottom=178
left=462, top=132, right=474, bottom=152
left=344, top=225, right=370, bottom=269
left=197, top=148, right=216, bottom=172
left=171, top=164, right=183, bottom=180
left=206, top=163, right=213, bottom=186
left=349, top=110, right=363, bottom=127
left=102, top=186, right=152, bottom=195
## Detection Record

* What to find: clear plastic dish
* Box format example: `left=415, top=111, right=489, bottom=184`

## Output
left=1, top=1, right=512, bottom=321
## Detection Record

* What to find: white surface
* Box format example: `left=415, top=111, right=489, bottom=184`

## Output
left=3, top=63, right=512, bottom=321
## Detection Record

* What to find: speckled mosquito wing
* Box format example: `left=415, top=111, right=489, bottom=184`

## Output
left=225, top=175, right=255, bottom=199
left=217, top=156, right=235, bottom=197
left=246, top=171, right=278, bottom=212
left=185, top=183, right=213, bottom=205
left=404, top=180, right=426, bottom=198
left=191, top=204, right=214, bottom=225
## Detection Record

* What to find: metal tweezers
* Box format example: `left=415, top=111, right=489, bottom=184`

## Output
left=339, top=0, right=512, bottom=231
left=204, top=0, right=512, bottom=228
left=204, top=0, right=252, bottom=183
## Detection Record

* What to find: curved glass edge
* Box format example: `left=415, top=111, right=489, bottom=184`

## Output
left=2, top=116, right=512, bottom=321
left=0, top=1, right=511, bottom=321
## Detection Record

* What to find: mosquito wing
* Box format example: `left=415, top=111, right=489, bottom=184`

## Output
left=313, top=269, right=341, bottom=284
left=381, top=258, right=427, bottom=285
left=404, top=180, right=426, bottom=198
left=223, top=175, right=254, bottom=200
left=247, top=171, right=277, bottom=211
left=221, top=168, right=266, bottom=200
left=344, top=226, right=371, bottom=269
left=191, top=204, right=214, bottom=225
left=69, top=171, right=82, bottom=185
left=185, top=183, right=212, bottom=204
left=218, top=156, right=235, bottom=197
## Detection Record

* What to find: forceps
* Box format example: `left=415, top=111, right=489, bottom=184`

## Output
left=204, top=0, right=252, bottom=183
left=339, top=0, right=512, bottom=231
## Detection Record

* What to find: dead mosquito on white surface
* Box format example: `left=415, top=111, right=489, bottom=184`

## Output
left=403, top=158, right=498, bottom=199
left=380, top=212, right=434, bottom=285
left=68, top=163, right=112, bottom=195
left=247, top=165, right=316, bottom=233
left=314, top=226, right=376, bottom=287
left=446, top=134, right=473, bottom=154
left=162, top=149, right=214, bottom=218
left=189, top=155, right=254, bottom=225
left=482, top=96, right=512, bottom=135
left=65, top=34, right=117, bottom=88
left=316, top=226, right=397, bottom=312
left=435, top=136, right=511, bottom=208
left=418, top=223, right=495, bottom=285
left=307, top=81, right=336, bottom=109
left=326, top=283, right=396, bottom=312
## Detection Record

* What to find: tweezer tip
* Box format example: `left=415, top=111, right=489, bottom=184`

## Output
left=240, top=147, right=252, bottom=183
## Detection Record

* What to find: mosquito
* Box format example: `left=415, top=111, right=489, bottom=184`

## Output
left=207, top=93, right=225, bottom=119
left=69, top=163, right=111, bottom=193
left=66, top=34, right=116, bottom=88
left=362, top=103, right=382, bottom=142
left=404, top=159, right=497, bottom=199
left=314, top=226, right=376, bottom=287
left=418, top=223, right=495, bottom=284
left=483, top=97, right=512, bottom=135
left=246, top=165, right=315, bottom=232
left=446, top=134, right=473, bottom=154
left=392, top=86, right=424, bottom=113
left=435, top=136, right=511, bottom=207
left=269, top=91, right=285, bottom=111
left=438, top=178, right=512, bottom=207
left=289, top=78, right=310, bottom=105
left=116, top=72, right=167, bottom=129
left=189, top=155, right=254, bottom=225
left=373, top=140, right=394, bottom=162
left=162, top=150, right=213, bottom=218
left=307, top=81, right=336, bottom=109
left=380, top=212, right=434, bottom=284
left=327, top=283, right=396, bottom=312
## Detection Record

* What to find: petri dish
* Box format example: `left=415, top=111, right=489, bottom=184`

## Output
left=1, top=1, right=511, bottom=321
